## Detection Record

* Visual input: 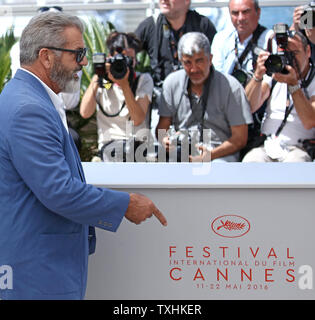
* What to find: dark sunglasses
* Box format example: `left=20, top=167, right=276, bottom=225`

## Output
left=46, top=47, right=87, bottom=63
left=37, top=6, right=63, bottom=13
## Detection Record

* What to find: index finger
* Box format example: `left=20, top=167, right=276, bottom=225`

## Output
left=152, top=206, right=168, bottom=226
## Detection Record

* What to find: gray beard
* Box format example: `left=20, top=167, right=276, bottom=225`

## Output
left=62, top=75, right=81, bottom=93
left=50, top=61, right=81, bottom=93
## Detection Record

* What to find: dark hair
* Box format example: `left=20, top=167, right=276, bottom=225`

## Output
left=106, top=32, right=142, bottom=56
left=295, top=30, right=310, bottom=51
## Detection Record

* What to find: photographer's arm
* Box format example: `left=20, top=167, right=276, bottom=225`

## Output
left=245, top=52, right=271, bottom=112
left=291, top=6, right=304, bottom=31
left=80, top=74, right=99, bottom=119
left=291, top=90, right=315, bottom=129
left=274, top=65, right=315, bottom=129
left=190, top=124, right=248, bottom=162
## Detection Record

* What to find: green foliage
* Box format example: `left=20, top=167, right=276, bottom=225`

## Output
left=0, top=28, right=16, bottom=92
left=136, top=50, right=151, bottom=73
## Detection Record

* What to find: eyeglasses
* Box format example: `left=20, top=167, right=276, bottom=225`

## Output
left=46, top=47, right=87, bottom=63
left=37, top=6, right=63, bottom=13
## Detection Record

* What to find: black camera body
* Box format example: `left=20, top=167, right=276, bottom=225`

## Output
left=300, top=1, right=315, bottom=29
left=264, top=51, right=295, bottom=76
left=231, top=69, right=251, bottom=87
left=92, top=53, right=134, bottom=88
left=264, top=23, right=295, bottom=76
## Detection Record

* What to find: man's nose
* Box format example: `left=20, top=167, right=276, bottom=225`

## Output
left=80, top=55, right=88, bottom=67
left=190, top=62, right=199, bottom=72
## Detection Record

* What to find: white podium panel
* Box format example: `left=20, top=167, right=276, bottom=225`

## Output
left=83, top=163, right=315, bottom=300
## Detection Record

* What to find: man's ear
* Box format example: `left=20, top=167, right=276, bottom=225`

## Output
left=38, top=48, right=53, bottom=69
left=209, top=53, right=213, bottom=65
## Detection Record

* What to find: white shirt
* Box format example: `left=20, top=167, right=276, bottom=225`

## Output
left=262, top=72, right=315, bottom=146
left=211, top=26, right=275, bottom=75
left=20, top=67, right=69, bottom=132
left=95, top=72, right=153, bottom=150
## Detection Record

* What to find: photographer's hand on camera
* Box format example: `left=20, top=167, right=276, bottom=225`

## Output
left=189, top=144, right=211, bottom=162
left=272, top=64, right=299, bottom=86
left=245, top=51, right=271, bottom=113
left=292, top=6, right=304, bottom=31
left=254, top=51, right=270, bottom=80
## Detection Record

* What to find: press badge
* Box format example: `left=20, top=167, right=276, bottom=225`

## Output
left=264, top=134, right=288, bottom=161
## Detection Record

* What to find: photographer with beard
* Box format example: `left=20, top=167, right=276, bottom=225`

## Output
left=80, top=32, right=153, bottom=162
left=242, top=30, right=315, bottom=162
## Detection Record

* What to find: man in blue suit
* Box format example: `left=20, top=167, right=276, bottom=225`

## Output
left=0, top=12, right=167, bottom=300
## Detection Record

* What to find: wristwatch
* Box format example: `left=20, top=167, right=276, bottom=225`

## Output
left=288, top=84, right=301, bottom=95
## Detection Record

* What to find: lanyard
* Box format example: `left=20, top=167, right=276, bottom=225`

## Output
left=163, top=23, right=184, bottom=72
left=233, top=24, right=266, bottom=71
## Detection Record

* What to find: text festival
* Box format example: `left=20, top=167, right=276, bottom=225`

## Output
left=168, top=246, right=313, bottom=288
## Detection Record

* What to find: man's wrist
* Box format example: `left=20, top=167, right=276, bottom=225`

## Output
left=253, top=74, right=263, bottom=82
left=288, top=83, right=301, bottom=95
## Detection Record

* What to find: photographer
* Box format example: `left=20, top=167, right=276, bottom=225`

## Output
left=211, top=0, right=274, bottom=85
left=292, top=2, right=315, bottom=62
left=80, top=32, right=153, bottom=161
left=156, top=32, right=252, bottom=162
left=242, top=29, right=315, bottom=162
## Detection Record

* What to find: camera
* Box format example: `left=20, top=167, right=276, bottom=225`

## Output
left=231, top=69, right=251, bottom=87
left=300, top=1, right=315, bottom=29
left=92, top=52, right=134, bottom=88
left=167, top=126, right=202, bottom=162
left=263, top=23, right=295, bottom=75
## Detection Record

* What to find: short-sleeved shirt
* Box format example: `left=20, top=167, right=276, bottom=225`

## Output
left=96, top=72, right=153, bottom=150
left=159, top=68, right=253, bottom=147
left=262, top=73, right=315, bottom=146
left=135, top=10, right=217, bottom=84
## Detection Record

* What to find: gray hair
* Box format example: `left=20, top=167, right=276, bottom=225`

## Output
left=178, top=32, right=211, bottom=60
left=229, top=0, right=260, bottom=12
left=20, top=11, right=84, bottom=65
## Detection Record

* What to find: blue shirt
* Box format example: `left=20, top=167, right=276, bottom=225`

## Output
left=211, top=26, right=274, bottom=75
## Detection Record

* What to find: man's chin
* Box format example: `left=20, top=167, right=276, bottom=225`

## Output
left=63, top=76, right=81, bottom=93
left=190, top=77, right=205, bottom=85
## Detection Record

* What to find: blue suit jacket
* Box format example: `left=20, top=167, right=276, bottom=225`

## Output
left=0, top=70, right=130, bottom=300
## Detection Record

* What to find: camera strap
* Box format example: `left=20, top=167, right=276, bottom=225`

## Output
left=267, top=60, right=315, bottom=137
left=233, top=24, right=266, bottom=70
left=275, top=90, right=294, bottom=137
left=176, top=70, right=211, bottom=143
left=97, top=74, right=140, bottom=118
